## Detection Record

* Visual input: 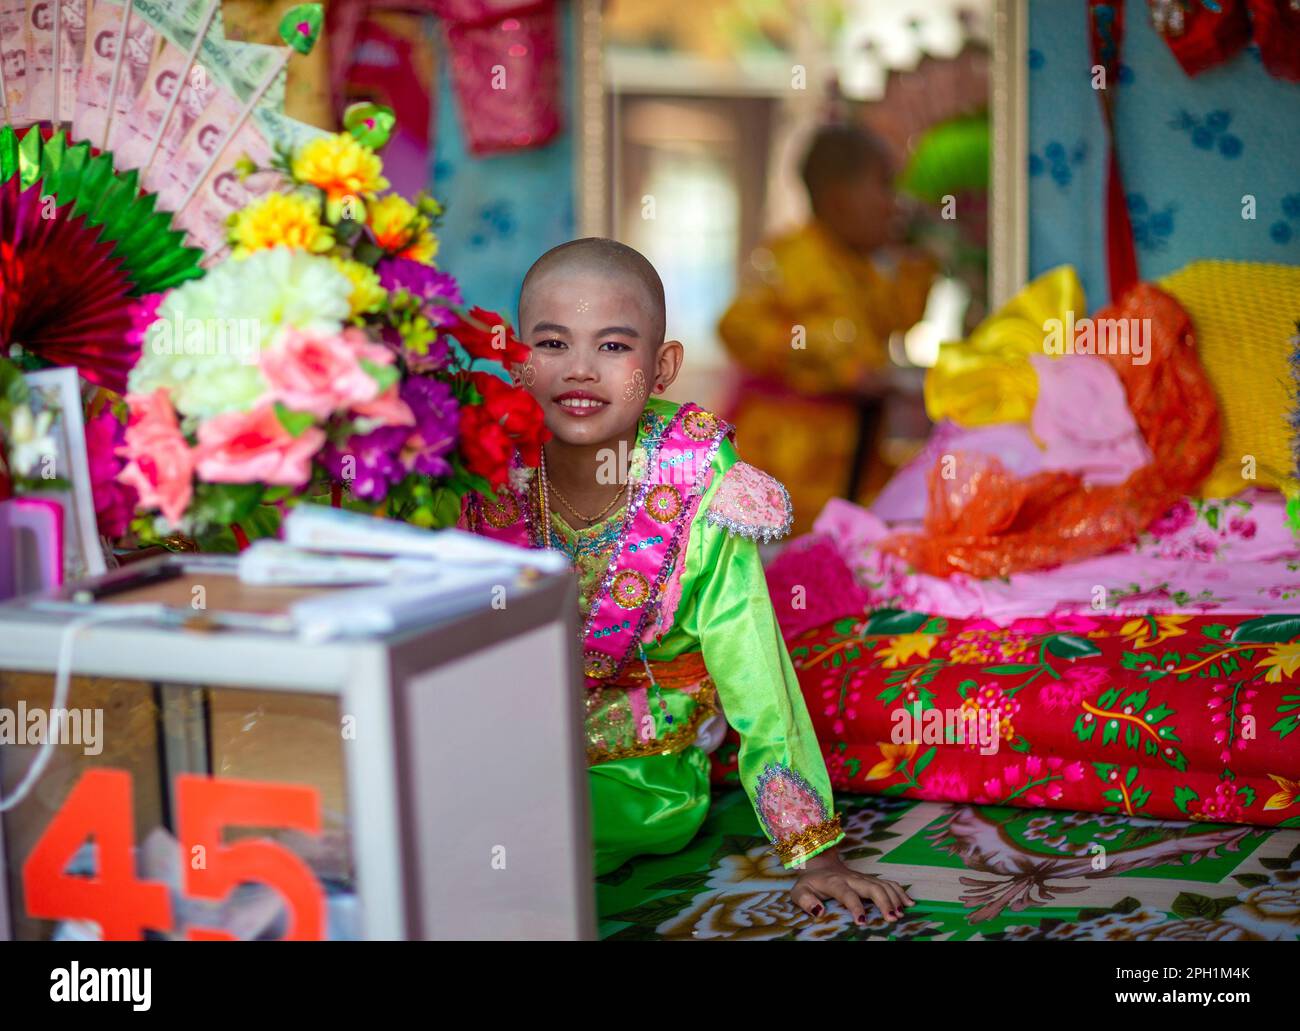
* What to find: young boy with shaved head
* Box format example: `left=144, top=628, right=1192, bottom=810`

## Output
left=462, top=237, right=913, bottom=926
left=718, top=124, right=936, bottom=533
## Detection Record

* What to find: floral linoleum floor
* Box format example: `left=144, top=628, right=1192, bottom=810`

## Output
left=595, top=790, right=1300, bottom=940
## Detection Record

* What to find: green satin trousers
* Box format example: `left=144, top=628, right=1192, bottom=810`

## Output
left=588, top=747, right=712, bottom=876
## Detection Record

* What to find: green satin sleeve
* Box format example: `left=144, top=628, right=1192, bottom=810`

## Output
left=645, top=440, right=843, bottom=867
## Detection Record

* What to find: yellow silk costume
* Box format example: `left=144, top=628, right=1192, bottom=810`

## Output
left=717, top=221, right=934, bottom=533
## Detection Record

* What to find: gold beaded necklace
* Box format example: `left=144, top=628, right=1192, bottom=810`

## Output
left=541, top=450, right=627, bottom=527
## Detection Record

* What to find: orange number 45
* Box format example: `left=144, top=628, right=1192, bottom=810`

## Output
left=23, top=768, right=326, bottom=941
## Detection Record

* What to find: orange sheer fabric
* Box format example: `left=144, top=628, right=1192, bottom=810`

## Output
left=881, top=283, right=1221, bottom=578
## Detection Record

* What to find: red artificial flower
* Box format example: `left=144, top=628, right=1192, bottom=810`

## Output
left=472, top=372, right=550, bottom=466
left=447, top=307, right=531, bottom=366
left=458, top=372, right=551, bottom=487
left=458, top=403, right=515, bottom=489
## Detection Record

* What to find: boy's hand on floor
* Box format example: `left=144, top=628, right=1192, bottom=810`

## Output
left=790, top=848, right=915, bottom=925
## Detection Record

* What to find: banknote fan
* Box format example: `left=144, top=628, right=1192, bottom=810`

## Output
left=0, top=125, right=203, bottom=392
left=0, top=0, right=326, bottom=390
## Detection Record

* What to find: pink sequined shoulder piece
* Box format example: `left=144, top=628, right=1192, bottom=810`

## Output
left=705, top=462, right=793, bottom=543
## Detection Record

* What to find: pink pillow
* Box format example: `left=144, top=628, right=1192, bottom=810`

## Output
left=765, top=534, right=868, bottom=639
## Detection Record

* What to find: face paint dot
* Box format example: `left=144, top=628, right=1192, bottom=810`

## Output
left=576, top=298, right=591, bottom=313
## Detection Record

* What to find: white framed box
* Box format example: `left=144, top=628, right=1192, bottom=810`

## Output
left=0, top=556, right=593, bottom=941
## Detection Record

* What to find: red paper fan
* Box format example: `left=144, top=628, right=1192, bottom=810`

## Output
left=0, top=176, right=140, bottom=392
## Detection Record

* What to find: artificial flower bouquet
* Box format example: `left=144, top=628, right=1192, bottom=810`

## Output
left=119, top=125, right=548, bottom=542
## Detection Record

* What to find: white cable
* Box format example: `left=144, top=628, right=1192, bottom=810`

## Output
left=0, top=605, right=164, bottom=813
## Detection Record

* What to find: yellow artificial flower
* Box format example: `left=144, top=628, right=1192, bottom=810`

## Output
left=228, top=192, right=333, bottom=257
left=292, top=132, right=389, bottom=205
left=1264, top=774, right=1300, bottom=811
left=1259, top=642, right=1300, bottom=684
left=878, top=633, right=938, bottom=669
left=865, top=742, right=918, bottom=782
left=1118, top=615, right=1192, bottom=649
left=332, top=258, right=386, bottom=318
left=368, top=194, right=439, bottom=265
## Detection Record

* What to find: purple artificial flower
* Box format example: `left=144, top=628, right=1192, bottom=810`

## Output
left=376, top=258, right=463, bottom=328
left=381, top=322, right=449, bottom=374
left=85, top=407, right=137, bottom=538
left=322, top=425, right=411, bottom=503
left=399, top=375, right=459, bottom=479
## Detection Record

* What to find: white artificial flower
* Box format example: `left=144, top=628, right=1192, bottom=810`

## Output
left=128, top=247, right=353, bottom=422
left=7, top=404, right=56, bottom=477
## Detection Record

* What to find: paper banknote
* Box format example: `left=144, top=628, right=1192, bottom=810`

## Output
left=177, top=108, right=323, bottom=255
left=0, top=0, right=29, bottom=122
left=75, top=0, right=155, bottom=145
left=22, top=0, right=56, bottom=124
left=142, top=35, right=281, bottom=205
left=55, top=0, right=86, bottom=123
left=110, top=0, right=219, bottom=168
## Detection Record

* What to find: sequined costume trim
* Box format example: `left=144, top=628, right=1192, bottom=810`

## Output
left=586, top=681, right=718, bottom=766
left=705, top=461, right=794, bottom=543
left=773, top=815, right=845, bottom=866
left=577, top=404, right=729, bottom=684
left=754, top=761, right=842, bottom=865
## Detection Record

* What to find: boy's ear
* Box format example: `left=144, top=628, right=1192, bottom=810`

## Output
left=654, top=339, right=684, bottom=392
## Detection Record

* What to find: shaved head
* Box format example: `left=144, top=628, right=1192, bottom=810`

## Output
left=519, top=237, right=666, bottom=344
left=801, top=123, right=893, bottom=214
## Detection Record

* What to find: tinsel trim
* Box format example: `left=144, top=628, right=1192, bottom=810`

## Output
left=586, top=682, right=718, bottom=766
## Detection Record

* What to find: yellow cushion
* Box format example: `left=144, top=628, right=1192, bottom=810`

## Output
left=1159, top=261, right=1300, bottom=497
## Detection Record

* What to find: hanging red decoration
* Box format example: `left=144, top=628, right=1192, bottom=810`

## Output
left=437, top=0, right=562, bottom=156
left=1248, top=0, right=1300, bottom=81
left=1147, top=0, right=1252, bottom=76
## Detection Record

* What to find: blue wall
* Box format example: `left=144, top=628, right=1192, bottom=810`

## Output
left=1028, top=0, right=1300, bottom=308
left=430, top=4, right=578, bottom=324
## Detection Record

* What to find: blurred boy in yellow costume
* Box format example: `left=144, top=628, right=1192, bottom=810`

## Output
left=718, top=125, right=934, bottom=533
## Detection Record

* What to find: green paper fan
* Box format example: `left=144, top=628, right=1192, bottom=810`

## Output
left=0, top=125, right=204, bottom=295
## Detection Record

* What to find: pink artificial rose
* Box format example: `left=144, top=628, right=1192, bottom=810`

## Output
left=116, top=389, right=197, bottom=526
left=195, top=404, right=326, bottom=487
left=260, top=326, right=390, bottom=420
left=351, top=383, right=414, bottom=427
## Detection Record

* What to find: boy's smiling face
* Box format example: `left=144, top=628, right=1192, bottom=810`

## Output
left=520, top=267, right=682, bottom=448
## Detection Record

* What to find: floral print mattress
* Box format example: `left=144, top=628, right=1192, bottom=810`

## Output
left=715, top=491, right=1300, bottom=828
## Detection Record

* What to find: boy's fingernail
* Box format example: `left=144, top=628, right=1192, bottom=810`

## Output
left=855, top=914, right=867, bottom=925
left=811, top=904, right=823, bottom=917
